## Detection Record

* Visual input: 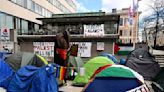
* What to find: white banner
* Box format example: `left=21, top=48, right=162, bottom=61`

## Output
left=97, top=42, right=104, bottom=51
left=1, top=27, right=10, bottom=41
left=33, top=42, right=54, bottom=57
left=84, top=24, right=104, bottom=37
left=70, top=42, right=92, bottom=57
left=0, top=42, right=14, bottom=53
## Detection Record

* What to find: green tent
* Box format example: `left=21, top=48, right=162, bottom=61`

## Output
left=68, top=56, right=84, bottom=72
left=5, top=52, right=48, bottom=72
left=72, top=56, right=114, bottom=86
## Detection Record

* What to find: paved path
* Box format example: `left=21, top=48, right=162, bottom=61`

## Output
left=59, top=81, right=83, bottom=92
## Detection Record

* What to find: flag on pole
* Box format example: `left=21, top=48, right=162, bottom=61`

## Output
left=132, top=0, right=139, bottom=17
left=128, top=6, right=133, bottom=27
left=113, top=42, right=120, bottom=55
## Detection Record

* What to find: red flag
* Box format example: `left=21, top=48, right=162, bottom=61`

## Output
left=114, top=43, right=120, bottom=54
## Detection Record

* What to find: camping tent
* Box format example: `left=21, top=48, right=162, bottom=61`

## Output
left=99, top=53, right=118, bottom=63
left=68, top=56, right=84, bottom=72
left=8, top=64, right=58, bottom=92
left=0, top=59, right=14, bottom=88
left=151, top=67, right=164, bottom=92
left=83, top=65, right=148, bottom=92
left=125, top=48, right=160, bottom=80
left=5, top=52, right=48, bottom=72
left=72, top=56, right=114, bottom=86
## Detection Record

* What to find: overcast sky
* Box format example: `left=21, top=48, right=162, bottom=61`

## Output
left=76, top=0, right=154, bottom=20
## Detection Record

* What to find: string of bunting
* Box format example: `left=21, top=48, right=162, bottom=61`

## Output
left=54, top=66, right=85, bottom=80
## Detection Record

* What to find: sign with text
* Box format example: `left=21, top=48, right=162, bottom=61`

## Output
left=84, top=24, right=104, bottom=37
left=97, top=42, right=104, bottom=51
left=70, top=44, right=78, bottom=56
left=33, top=42, right=54, bottom=57
left=1, top=27, right=10, bottom=41
left=70, top=42, right=92, bottom=57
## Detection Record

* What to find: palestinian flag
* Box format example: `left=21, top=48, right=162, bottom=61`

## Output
left=115, top=43, right=134, bottom=55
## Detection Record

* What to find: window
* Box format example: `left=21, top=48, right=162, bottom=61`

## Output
left=35, top=3, right=39, bottom=13
left=27, top=0, right=32, bottom=10
left=119, top=18, right=123, bottom=26
left=6, top=15, right=14, bottom=29
left=21, top=20, right=28, bottom=34
left=34, top=24, right=39, bottom=31
left=0, top=13, right=5, bottom=29
left=11, top=0, right=16, bottom=3
left=120, top=30, right=122, bottom=36
left=16, top=0, right=22, bottom=6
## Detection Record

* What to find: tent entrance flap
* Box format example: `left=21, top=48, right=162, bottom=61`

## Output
left=21, top=52, right=35, bottom=67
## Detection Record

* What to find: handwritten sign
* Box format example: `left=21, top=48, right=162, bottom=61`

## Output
left=84, top=24, right=104, bottom=37
left=33, top=42, right=54, bottom=57
left=70, top=44, right=78, bottom=56
left=97, top=42, right=104, bottom=51
left=70, top=42, right=92, bottom=57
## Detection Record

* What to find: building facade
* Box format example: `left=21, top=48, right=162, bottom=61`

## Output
left=17, top=12, right=120, bottom=59
left=0, top=0, right=76, bottom=35
left=116, top=8, right=140, bottom=44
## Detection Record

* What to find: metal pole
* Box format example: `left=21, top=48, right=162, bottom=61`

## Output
left=14, top=29, right=18, bottom=53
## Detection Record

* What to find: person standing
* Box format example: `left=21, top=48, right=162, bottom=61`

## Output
left=54, top=30, right=70, bottom=84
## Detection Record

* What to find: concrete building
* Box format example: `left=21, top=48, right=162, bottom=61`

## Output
left=116, top=8, right=140, bottom=44
left=0, top=0, right=76, bottom=52
left=17, top=12, right=120, bottom=59
left=0, top=0, right=76, bottom=35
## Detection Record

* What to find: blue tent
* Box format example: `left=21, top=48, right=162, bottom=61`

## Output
left=99, top=53, right=118, bottom=63
left=84, top=77, right=140, bottom=92
left=0, top=52, right=12, bottom=60
left=8, top=64, right=58, bottom=92
left=83, top=65, right=145, bottom=92
left=0, top=59, right=14, bottom=88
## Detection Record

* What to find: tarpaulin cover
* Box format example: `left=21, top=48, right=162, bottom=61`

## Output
left=125, top=48, right=160, bottom=80
left=8, top=64, right=58, bottom=92
left=0, top=59, right=14, bottom=88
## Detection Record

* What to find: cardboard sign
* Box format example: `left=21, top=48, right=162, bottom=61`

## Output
left=33, top=42, right=55, bottom=57
left=70, top=44, right=78, bottom=56
left=84, top=24, right=104, bottom=37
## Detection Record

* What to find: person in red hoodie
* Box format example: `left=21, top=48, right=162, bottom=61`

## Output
left=54, top=30, right=70, bottom=84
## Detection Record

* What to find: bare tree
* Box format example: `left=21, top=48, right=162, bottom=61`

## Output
left=144, top=0, right=164, bottom=48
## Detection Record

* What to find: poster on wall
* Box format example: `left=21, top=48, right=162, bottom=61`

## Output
left=0, top=42, right=14, bottom=53
left=84, top=24, right=104, bottom=37
left=70, top=42, right=92, bottom=57
left=1, top=27, right=10, bottom=41
left=97, top=42, right=104, bottom=51
left=33, top=42, right=54, bottom=57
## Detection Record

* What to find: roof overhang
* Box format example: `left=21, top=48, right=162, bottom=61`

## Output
left=37, top=14, right=120, bottom=24
left=17, top=34, right=119, bottom=42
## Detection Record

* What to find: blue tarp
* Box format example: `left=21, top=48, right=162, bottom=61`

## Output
left=0, top=59, right=14, bottom=88
left=0, top=52, right=12, bottom=60
left=100, top=53, right=118, bottom=63
left=8, top=64, right=58, bottom=92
